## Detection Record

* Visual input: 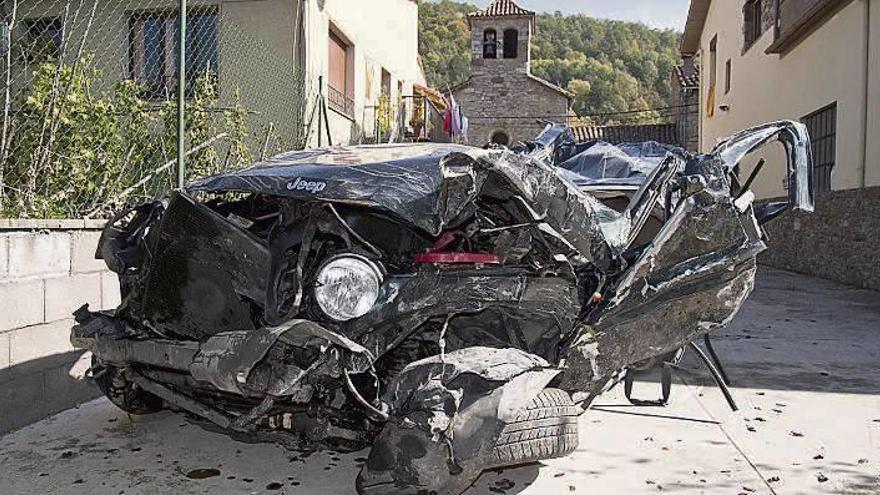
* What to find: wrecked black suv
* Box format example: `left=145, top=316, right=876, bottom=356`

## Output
left=72, top=121, right=813, bottom=494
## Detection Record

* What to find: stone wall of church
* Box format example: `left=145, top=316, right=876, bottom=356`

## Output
left=455, top=15, right=570, bottom=145
left=454, top=77, right=570, bottom=145
left=469, top=16, right=533, bottom=76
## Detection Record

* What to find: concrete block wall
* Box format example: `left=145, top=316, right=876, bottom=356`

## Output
left=0, top=221, right=118, bottom=433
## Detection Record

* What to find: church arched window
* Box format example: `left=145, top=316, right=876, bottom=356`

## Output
left=483, top=29, right=498, bottom=59
left=503, top=29, right=519, bottom=59
left=491, top=131, right=510, bottom=146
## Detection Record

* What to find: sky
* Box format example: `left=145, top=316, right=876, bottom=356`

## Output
left=429, top=0, right=691, bottom=31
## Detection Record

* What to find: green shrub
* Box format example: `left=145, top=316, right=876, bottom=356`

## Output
left=0, top=56, right=255, bottom=219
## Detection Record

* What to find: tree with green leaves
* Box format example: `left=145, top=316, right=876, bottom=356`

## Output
left=0, top=57, right=253, bottom=219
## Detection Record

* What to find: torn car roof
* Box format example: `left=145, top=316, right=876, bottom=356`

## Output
left=560, top=140, right=689, bottom=189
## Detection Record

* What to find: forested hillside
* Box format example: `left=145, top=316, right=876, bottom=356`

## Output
left=418, top=1, right=682, bottom=121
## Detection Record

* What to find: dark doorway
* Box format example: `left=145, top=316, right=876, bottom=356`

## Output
left=491, top=131, right=510, bottom=146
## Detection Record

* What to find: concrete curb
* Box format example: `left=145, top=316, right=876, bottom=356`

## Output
left=0, top=219, right=107, bottom=231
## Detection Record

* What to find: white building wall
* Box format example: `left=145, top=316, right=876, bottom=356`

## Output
left=696, top=0, right=876, bottom=199
left=303, top=0, right=424, bottom=146
left=866, top=0, right=880, bottom=187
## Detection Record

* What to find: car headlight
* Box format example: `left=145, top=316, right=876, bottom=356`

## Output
left=314, top=254, right=383, bottom=322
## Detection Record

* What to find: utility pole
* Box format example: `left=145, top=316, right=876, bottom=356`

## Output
left=177, top=0, right=187, bottom=189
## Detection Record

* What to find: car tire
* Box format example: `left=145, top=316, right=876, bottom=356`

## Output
left=491, top=388, right=579, bottom=467
left=93, top=358, right=163, bottom=415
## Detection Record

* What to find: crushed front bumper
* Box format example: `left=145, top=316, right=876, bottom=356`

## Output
left=72, top=307, right=374, bottom=400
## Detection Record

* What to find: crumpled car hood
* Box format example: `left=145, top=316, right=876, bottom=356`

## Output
left=189, top=144, right=472, bottom=236
left=189, top=142, right=630, bottom=267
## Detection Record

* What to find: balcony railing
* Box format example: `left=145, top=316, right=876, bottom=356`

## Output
left=328, top=85, right=355, bottom=117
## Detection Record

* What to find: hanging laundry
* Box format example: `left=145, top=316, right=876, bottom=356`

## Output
left=448, top=93, right=460, bottom=140
left=460, top=115, right=470, bottom=144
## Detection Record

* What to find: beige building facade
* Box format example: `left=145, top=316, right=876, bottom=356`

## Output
left=302, top=0, right=424, bottom=146
left=682, top=0, right=880, bottom=198
left=4, top=0, right=308, bottom=150
left=681, top=0, right=880, bottom=290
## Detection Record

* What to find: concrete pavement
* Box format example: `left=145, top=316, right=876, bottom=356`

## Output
left=1, top=267, right=878, bottom=494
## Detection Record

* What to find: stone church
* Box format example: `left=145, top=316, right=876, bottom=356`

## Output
left=452, top=0, right=572, bottom=146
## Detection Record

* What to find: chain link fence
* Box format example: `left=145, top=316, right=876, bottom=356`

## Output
left=0, top=0, right=312, bottom=219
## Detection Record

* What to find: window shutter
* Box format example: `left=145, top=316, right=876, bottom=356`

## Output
left=328, top=31, right=347, bottom=95
left=744, top=3, right=755, bottom=45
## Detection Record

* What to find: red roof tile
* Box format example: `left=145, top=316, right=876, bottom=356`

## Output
left=468, top=0, right=535, bottom=18
left=674, top=64, right=700, bottom=89
left=571, top=123, right=681, bottom=146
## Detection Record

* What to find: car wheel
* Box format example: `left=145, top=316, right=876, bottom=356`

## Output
left=93, top=358, right=163, bottom=415
left=491, top=388, right=579, bottom=467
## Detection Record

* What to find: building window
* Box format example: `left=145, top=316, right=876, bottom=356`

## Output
left=724, top=59, right=732, bottom=94
left=128, top=9, right=218, bottom=99
left=20, top=17, right=64, bottom=62
left=767, top=0, right=844, bottom=53
left=709, top=36, right=718, bottom=88
left=491, top=131, right=510, bottom=146
left=328, top=28, right=354, bottom=116
left=381, top=68, right=391, bottom=97
left=743, top=0, right=763, bottom=51
left=803, top=103, right=836, bottom=193
left=503, top=29, right=518, bottom=59
left=707, top=35, right=718, bottom=118
left=483, top=29, right=498, bottom=59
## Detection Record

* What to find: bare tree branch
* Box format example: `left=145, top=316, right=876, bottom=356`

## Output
left=41, top=0, right=98, bottom=167
left=86, top=132, right=229, bottom=217
left=0, top=0, right=19, bottom=211
left=260, top=122, right=275, bottom=161
left=25, top=0, right=74, bottom=212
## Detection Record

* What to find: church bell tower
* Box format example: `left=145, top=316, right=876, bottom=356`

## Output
left=452, top=0, right=572, bottom=146
left=467, top=0, right=536, bottom=77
